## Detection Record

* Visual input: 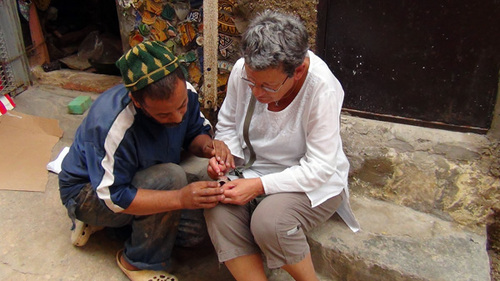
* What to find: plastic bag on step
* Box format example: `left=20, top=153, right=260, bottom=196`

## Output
left=77, top=31, right=103, bottom=61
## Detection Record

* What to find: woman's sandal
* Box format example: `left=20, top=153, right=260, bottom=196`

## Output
left=116, top=250, right=178, bottom=281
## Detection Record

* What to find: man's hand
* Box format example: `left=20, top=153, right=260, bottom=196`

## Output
left=221, top=178, right=264, bottom=205
left=189, top=135, right=234, bottom=167
left=178, top=181, right=225, bottom=209
left=190, top=135, right=235, bottom=175
left=121, top=181, right=225, bottom=215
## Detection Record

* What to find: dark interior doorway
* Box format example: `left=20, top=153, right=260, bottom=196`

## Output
left=317, top=0, right=500, bottom=133
left=34, top=0, right=122, bottom=75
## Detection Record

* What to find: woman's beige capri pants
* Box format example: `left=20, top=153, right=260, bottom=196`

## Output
left=204, top=191, right=343, bottom=268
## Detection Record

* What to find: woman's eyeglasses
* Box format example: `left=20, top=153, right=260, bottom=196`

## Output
left=240, top=66, right=288, bottom=93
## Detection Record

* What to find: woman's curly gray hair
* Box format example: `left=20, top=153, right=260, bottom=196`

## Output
left=240, top=10, right=309, bottom=77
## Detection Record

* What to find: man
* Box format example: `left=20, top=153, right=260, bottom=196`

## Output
left=59, top=41, right=234, bottom=281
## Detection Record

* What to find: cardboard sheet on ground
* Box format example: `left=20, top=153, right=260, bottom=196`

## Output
left=0, top=111, right=63, bottom=192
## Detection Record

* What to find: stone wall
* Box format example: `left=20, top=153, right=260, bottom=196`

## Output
left=342, top=114, right=500, bottom=230
left=245, top=0, right=319, bottom=50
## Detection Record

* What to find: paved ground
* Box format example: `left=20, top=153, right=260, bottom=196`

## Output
left=0, top=84, right=238, bottom=281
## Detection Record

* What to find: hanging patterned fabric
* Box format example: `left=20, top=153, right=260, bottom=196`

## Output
left=217, top=0, right=239, bottom=36
left=119, top=0, right=248, bottom=112
left=17, top=0, right=31, bottom=21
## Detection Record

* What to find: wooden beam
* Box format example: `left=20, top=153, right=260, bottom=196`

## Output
left=202, top=0, right=218, bottom=109
left=28, top=3, right=49, bottom=66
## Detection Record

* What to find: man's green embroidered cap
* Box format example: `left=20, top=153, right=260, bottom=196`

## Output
left=116, top=41, right=179, bottom=92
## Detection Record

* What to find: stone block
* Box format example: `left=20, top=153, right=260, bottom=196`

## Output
left=68, top=96, right=92, bottom=115
left=308, top=196, right=491, bottom=281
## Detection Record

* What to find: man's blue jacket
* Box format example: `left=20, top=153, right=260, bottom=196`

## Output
left=58, top=84, right=211, bottom=212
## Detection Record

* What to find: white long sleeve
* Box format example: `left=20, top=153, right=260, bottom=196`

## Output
left=216, top=52, right=360, bottom=232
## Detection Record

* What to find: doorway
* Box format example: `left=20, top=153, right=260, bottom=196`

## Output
left=317, top=0, right=500, bottom=133
left=31, top=0, right=122, bottom=75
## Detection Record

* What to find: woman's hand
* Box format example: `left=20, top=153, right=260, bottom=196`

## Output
left=207, top=156, right=228, bottom=179
left=210, top=140, right=235, bottom=169
left=205, top=140, right=235, bottom=179
left=221, top=178, right=264, bottom=205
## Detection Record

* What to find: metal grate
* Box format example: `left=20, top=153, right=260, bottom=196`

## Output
left=0, top=28, right=16, bottom=96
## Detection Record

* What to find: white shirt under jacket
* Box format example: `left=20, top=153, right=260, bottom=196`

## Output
left=215, top=51, right=360, bottom=232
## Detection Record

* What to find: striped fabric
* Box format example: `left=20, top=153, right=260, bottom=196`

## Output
left=0, top=94, right=15, bottom=116
left=96, top=103, right=136, bottom=212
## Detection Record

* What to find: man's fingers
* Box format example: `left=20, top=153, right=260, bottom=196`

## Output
left=208, top=156, right=218, bottom=166
left=221, top=152, right=234, bottom=169
left=202, top=180, right=220, bottom=188
left=195, top=194, right=224, bottom=208
left=201, top=194, right=225, bottom=202
left=198, top=202, right=219, bottom=209
left=221, top=197, right=235, bottom=204
left=200, top=187, right=224, bottom=196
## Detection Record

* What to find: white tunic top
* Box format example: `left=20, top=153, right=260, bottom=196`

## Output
left=215, top=51, right=360, bottom=232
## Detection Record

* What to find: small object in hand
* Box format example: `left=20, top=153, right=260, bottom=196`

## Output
left=218, top=176, right=230, bottom=186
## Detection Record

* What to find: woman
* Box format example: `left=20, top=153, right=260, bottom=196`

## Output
left=205, top=10, right=360, bottom=281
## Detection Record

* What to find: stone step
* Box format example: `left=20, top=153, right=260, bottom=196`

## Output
left=308, top=196, right=491, bottom=281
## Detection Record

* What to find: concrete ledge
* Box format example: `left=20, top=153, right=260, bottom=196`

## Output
left=31, top=66, right=122, bottom=93
left=308, top=196, right=491, bottom=281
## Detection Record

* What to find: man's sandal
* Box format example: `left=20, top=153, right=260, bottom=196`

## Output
left=116, top=250, right=178, bottom=281
left=70, top=219, right=104, bottom=247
